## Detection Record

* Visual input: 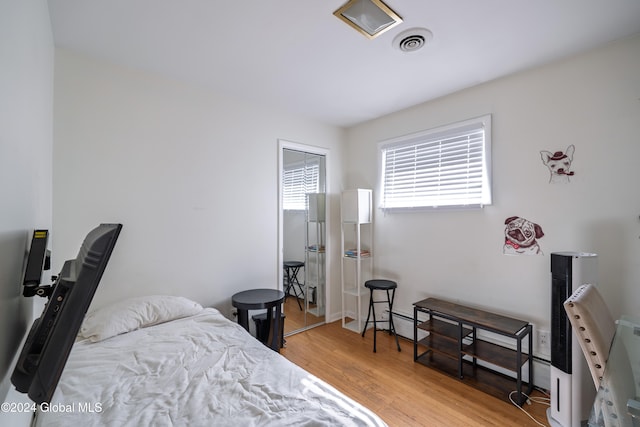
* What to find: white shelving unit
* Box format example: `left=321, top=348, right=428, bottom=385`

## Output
left=305, top=193, right=325, bottom=316
left=341, top=189, right=373, bottom=333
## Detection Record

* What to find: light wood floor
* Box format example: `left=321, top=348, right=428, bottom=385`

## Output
left=281, top=320, right=550, bottom=427
left=283, top=295, right=325, bottom=333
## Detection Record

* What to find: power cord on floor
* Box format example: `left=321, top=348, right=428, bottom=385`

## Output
left=508, top=389, right=550, bottom=427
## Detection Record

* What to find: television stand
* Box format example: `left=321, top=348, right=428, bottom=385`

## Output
left=413, top=297, right=533, bottom=405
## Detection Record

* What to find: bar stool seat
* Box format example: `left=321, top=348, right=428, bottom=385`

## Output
left=361, top=279, right=401, bottom=353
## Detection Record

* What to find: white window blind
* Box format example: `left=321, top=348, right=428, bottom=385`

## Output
left=283, top=162, right=319, bottom=210
left=380, top=115, right=492, bottom=209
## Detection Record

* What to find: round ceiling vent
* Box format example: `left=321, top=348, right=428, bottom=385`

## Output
left=393, top=28, right=433, bottom=53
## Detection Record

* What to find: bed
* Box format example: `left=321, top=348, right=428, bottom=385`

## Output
left=34, top=295, right=387, bottom=427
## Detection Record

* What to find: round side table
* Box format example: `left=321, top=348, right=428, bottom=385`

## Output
left=232, top=288, right=285, bottom=351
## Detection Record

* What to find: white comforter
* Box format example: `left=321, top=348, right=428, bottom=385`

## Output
left=36, top=308, right=386, bottom=427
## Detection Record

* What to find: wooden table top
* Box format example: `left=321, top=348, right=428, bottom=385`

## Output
left=414, top=297, right=530, bottom=335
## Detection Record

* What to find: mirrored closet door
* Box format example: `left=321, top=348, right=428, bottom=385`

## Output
left=281, top=148, right=326, bottom=335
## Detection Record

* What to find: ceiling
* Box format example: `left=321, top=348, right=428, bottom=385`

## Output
left=47, top=0, right=640, bottom=128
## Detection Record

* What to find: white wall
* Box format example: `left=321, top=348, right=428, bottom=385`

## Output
left=343, top=35, right=640, bottom=357
left=0, top=0, right=53, bottom=408
left=53, top=50, right=345, bottom=318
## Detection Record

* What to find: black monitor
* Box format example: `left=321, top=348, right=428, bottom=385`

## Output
left=11, top=223, right=122, bottom=404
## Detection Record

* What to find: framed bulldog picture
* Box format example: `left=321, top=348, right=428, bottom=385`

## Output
left=503, top=216, right=545, bottom=255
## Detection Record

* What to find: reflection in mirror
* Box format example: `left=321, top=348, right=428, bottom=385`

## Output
left=282, top=149, right=326, bottom=335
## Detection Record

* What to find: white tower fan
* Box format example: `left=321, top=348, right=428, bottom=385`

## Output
left=547, top=252, right=598, bottom=427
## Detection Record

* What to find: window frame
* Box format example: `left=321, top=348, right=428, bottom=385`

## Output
left=378, top=114, right=492, bottom=211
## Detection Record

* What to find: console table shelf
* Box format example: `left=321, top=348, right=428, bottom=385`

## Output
left=462, top=339, right=529, bottom=371
left=413, top=297, right=533, bottom=405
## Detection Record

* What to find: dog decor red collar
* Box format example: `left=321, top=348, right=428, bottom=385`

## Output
left=505, top=239, right=520, bottom=249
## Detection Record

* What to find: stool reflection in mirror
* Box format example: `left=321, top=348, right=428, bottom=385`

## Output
left=283, top=261, right=305, bottom=311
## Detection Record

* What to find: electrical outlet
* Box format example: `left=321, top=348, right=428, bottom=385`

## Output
left=538, top=330, right=550, bottom=352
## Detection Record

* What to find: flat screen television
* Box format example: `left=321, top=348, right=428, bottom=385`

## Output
left=11, top=223, right=122, bottom=404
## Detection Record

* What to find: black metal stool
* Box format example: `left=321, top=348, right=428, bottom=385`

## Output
left=361, top=279, right=401, bottom=353
left=283, top=261, right=305, bottom=310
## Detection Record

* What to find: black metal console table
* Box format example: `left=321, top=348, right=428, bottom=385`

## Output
left=413, top=297, right=533, bottom=405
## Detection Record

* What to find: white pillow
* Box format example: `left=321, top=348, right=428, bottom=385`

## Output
left=80, top=295, right=203, bottom=342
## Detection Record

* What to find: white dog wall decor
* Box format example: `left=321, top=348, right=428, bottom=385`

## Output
left=540, top=145, right=575, bottom=184
left=503, top=216, right=545, bottom=255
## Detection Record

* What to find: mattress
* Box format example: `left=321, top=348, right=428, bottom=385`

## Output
left=35, top=304, right=386, bottom=427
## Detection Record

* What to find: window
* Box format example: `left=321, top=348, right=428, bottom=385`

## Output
left=380, top=115, right=492, bottom=210
left=282, top=162, right=320, bottom=210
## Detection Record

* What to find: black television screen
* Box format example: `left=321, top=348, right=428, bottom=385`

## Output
left=11, top=223, right=122, bottom=404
